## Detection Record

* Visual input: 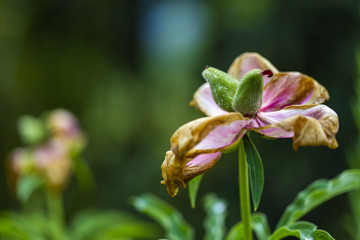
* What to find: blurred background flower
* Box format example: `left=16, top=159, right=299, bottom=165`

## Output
left=7, top=109, right=87, bottom=196
left=0, top=0, right=359, bottom=239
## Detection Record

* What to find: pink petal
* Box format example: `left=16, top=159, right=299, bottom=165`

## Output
left=227, top=52, right=279, bottom=86
left=261, top=72, right=329, bottom=112
left=191, top=83, right=228, bottom=116
left=250, top=105, right=339, bottom=150
left=192, top=118, right=249, bottom=153
left=184, top=152, right=222, bottom=179
left=185, top=152, right=221, bottom=168
left=170, top=113, right=250, bottom=158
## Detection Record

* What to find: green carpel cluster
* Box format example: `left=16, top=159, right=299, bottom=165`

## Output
left=202, top=67, right=264, bottom=116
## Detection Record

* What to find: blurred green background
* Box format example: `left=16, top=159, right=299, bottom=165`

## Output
left=0, top=0, right=359, bottom=238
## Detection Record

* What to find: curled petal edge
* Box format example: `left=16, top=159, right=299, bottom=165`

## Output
left=254, top=105, right=339, bottom=150
left=161, top=151, right=221, bottom=196
left=161, top=113, right=249, bottom=196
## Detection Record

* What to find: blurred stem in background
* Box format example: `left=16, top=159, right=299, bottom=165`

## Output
left=47, top=191, right=66, bottom=240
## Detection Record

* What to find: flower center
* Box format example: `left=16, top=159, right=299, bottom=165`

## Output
left=232, top=69, right=270, bottom=116
left=202, top=67, right=273, bottom=116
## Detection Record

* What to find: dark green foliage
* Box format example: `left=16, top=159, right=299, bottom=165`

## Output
left=243, top=134, right=264, bottom=211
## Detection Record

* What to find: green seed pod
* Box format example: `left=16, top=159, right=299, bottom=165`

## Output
left=232, top=69, right=264, bottom=116
left=202, top=67, right=239, bottom=112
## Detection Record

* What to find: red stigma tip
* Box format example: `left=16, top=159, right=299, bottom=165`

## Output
left=205, top=65, right=209, bottom=70
left=262, top=70, right=273, bottom=77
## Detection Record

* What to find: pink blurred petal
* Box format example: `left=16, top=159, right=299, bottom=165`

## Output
left=33, top=140, right=71, bottom=191
left=261, top=72, right=329, bottom=112
left=191, top=83, right=228, bottom=116
left=9, top=148, right=29, bottom=174
left=47, top=109, right=81, bottom=138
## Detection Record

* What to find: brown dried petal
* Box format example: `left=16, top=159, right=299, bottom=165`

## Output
left=161, top=113, right=248, bottom=196
left=255, top=105, right=339, bottom=150
left=161, top=151, right=221, bottom=196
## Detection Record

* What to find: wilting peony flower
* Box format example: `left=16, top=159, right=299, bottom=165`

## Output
left=7, top=109, right=87, bottom=194
left=161, top=52, right=339, bottom=196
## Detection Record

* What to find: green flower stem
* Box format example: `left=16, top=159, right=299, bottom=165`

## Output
left=239, top=139, right=253, bottom=240
left=47, top=191, right=66, bottom=240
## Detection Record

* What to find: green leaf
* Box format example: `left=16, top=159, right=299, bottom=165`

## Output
left=243, top=134, right=264, bottom=211
left=18, top=116, right=47, bottom=145
left=270, top=221, right=334, bottom=240
left=188, top=174, right=203, bottom=208
left=225, top=222, right=244, bottom=240
left=203, top=193, right=227, bottom=240
left=276, top=169, right=360, bottom=229
left=131, top=193, right=194, bottom=240
left=313, top=230, right=336, bottom=239
left=225, top=213, right=270, bottom=240
left=251, top=213, right=271, bottom=240
left=94, top=222, right=160, bottom=240
left=16, top=175, right=44, bottom=204
left=0, top=212, right=48, bottom=240
left=68, top=210, right=161, bottom=240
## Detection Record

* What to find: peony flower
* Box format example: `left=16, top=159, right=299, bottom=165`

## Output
left=7, top=109, right=87, bottom=194
left=161, top=52, right=339, bottom=196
